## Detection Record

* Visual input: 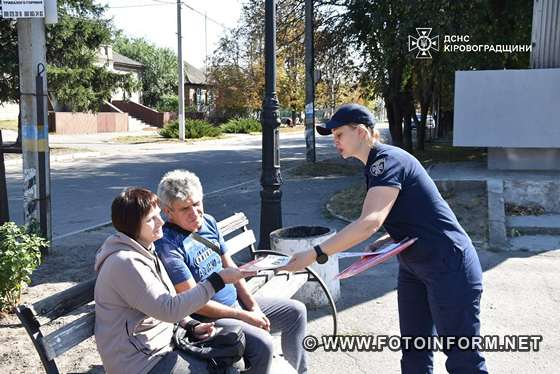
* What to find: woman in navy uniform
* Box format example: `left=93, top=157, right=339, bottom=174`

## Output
left=281, top=104, right=488, bottom=373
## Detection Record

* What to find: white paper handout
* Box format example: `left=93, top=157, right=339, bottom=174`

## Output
left=336, top=241, right=404, bottom=259
left=239, top=255, right=292, bottom=272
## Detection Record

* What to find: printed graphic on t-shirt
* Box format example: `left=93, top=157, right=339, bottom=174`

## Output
left=370, top=158, right=385, bottom=176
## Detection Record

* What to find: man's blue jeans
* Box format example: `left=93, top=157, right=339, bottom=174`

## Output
left=195, top=296, right=308, bottom=374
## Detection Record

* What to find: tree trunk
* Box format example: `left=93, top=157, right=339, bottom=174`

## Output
left=16, top=105, right=22, bottom=146
left=416, top=102, right=429, bottom=151
left=401, top=93, right=413, bottom=152
left=384, top=97, right=395, bottom=143
left=385, top=97, right=403, bottom=147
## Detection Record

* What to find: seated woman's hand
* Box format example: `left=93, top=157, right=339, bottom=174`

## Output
left=219, top=267, right=255, bottom=283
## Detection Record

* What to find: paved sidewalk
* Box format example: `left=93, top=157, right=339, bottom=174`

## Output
left=2, top=128, right=263, bottom=168
left=428, top=160, right=560, bottom=182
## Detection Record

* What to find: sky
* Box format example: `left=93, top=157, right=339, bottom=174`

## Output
left=101, top=0, right=244, bottom=70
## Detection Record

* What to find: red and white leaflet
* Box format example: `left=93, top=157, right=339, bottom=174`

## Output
left=239, top=255, right=292, bottom=272
left=335, top=237, right=418, bottom=280
left=335, top=241, right=406, bottom=259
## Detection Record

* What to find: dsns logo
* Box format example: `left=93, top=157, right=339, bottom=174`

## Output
left=408, top=28, right=439, bottom=59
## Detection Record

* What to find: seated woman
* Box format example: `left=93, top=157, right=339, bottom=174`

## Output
left=94, top=187, right=248, bottom=374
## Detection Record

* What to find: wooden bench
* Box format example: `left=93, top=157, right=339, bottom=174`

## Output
left=16, top=212, right=338, bottom=373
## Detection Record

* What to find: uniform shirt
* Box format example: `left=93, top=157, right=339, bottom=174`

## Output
left=365, top=143, right=473, bottom=263
left=155, top=214, right=237, bottom=306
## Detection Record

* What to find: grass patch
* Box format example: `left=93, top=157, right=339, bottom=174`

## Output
left=0, top=120, right=18, bottom=131
left=414, top=143, right=486, bottom=166
left=279, top=125, right=305, bottom=134
left=327, top=183, right=366, bottom=221
left=289, top=160, right=362, bottom=178
left=328, top=182, right=488, bottom=243
left=505, top=203, right=545, bottom=216
left=50, top=147, right=94, bottom=154
left=113, top=135, right=177, bottom=144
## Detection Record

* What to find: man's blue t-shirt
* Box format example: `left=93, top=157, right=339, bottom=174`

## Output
left=365, top=143, right=473, bottom=263
left=155, top=214, right=237, bottom=306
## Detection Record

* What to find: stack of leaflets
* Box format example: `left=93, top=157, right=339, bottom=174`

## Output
left=335, top=237, right=418, bottom=280
left=239, top=255, right=292, bottom=273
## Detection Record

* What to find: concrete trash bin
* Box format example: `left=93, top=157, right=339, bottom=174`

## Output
left=270, top=226, right=340, bottom=308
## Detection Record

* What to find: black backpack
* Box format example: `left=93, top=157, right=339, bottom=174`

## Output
left=173, top=324, right=247, bottom=374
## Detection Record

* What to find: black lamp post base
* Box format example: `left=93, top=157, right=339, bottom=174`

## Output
left=258, top=187, right=283, bottom=249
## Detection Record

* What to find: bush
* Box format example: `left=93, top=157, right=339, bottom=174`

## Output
left=159, top=119, right=222, bottom=139
left=0, top=222, right=48, bottom=314
left=156, top=94, right=179, bottom=113
left=221, top=118, right=261, bottom=134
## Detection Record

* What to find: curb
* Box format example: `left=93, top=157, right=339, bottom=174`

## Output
left=52, top=221, right=113, bottom=243
left=4, top=151, right=102, bottom=167
left=325, top=200, right=353, bottom=224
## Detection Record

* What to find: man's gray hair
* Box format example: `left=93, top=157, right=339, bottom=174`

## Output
left=157, top=169, right=203, bottom=207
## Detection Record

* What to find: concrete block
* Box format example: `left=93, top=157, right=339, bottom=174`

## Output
left=487, top=179, right=509, bottom=249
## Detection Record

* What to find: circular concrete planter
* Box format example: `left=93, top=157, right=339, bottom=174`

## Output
left=270, top=226, right=340, bottom=308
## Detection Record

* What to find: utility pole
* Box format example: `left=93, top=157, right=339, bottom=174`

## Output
left=304, top=0, right=316, bottom=162
left=259, top=0, right=282, bottom=250
left=204, top=12, right=208, bottom=79
left=17, top=17, right=52, bottom=251
left=177, top=0, right=186, bottom=141
left=0, top=131, right=9, bottom=224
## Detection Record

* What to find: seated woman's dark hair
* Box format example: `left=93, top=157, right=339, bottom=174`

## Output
left=111, top=187, right=159, bottom=239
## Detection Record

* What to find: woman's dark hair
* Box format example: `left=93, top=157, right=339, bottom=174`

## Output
left=111, top=188, right=159, bottom=239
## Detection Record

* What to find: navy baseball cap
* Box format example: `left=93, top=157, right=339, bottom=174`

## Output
left=316, top=103, right=376, bottom=136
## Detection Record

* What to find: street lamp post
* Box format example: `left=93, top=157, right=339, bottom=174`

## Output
left=259, top=0, right=282, bottom=250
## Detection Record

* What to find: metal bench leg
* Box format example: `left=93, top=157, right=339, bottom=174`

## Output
left=252, top=249, right=338, bottom=337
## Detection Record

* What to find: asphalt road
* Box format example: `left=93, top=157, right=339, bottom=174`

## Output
left=5, top=132, right=340, bottom=237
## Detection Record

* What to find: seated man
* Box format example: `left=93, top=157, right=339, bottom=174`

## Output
left=155, top=169, right=308, bottom=374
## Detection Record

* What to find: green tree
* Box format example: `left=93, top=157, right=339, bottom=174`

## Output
left=113, top=34, right=179, bottom=110
left=208, top=27, right=262, bottom=121
left=0, top=0, right=138, bottom=116
left=208, top=0, right=359, bottom=122
left=342, top=0, right=532, bottom=150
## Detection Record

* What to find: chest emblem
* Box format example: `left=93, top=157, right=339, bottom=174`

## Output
left=370, top=158, right=385, bottom=177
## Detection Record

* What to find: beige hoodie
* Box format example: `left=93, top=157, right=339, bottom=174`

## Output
left=94, top=232, right=216, bottom=374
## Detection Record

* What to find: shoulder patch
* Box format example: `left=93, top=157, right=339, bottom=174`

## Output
left=370, top=158, right=385, bottom=177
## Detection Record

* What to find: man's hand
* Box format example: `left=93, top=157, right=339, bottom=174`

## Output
left=239, top=309, right=271, bottom=331
left=278, top=248, right=316, bottom=273
left=192, top=322, right=216, bottom=341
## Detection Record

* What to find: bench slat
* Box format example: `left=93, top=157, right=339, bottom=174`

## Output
left=224, top=230, right=256, bottom=257
left=31, top=278, right=96, bottom=326
left=41, top=312, right=95, bottom=361
left=244, top=270, right=275, bottom=294
left=217, top=213, right=249, bottom=237
left=252, top=272, right=308, bottom=299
